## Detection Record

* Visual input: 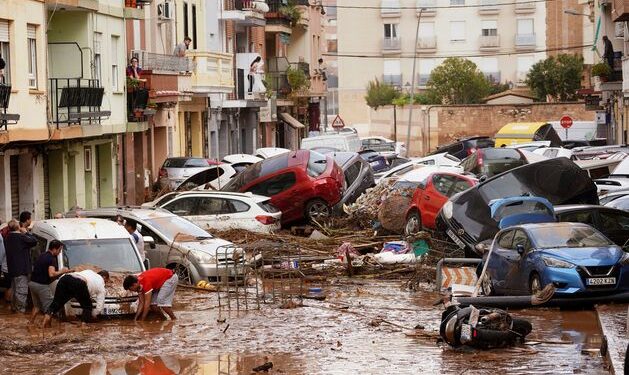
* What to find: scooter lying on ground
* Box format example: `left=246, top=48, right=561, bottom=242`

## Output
left=436, top=292, right=533, bottom=349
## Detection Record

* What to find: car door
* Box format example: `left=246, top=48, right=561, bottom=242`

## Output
left=596, top=209, right=629, bottom=248
left=191, top=197, right=224, bottom=230
left=486, top=230, right=515, bottom=294
left=138, top=224, right=172, bottom=269
left=420, top=174, right=456, bottom=228
left=510, top=229, right=532, bottom=294
left=247, top=172, right=298, bottom=221
left=343, top=161, right=362, bottom=203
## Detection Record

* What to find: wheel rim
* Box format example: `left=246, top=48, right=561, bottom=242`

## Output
left=530, top=276, right=541, bottom=295
left=405, top=215, right=420, bottom=235
left=309, top=202, right=330, bottom=219
left=174, top=264, right=192, bottom=285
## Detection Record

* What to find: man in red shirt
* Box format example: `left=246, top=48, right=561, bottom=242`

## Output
left=123, top=268, right=178, bottom=321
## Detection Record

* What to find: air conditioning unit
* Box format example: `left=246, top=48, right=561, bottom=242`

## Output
left=158, top=0, right=173, bottom=20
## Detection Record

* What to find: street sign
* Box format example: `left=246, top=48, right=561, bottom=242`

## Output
left=331, top=114, right=345, bottom=129
left=560, top=115, right=573, bottom=129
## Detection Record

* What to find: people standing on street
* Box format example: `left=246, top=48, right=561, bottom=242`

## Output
left=19, top=211, right=32, bottom=231
left=173, top=37, right=192, bottom=57
left=42, top=269, right=109, bottom=327
left=123, top=268, right=178, bottom=321
left=125, top=220, right=146, bottom=268
left=0, top=222, right=10, bottom=304
left=603, top=36, right=615, bottom=69
left=28, top=240, right=72, bottom=324
left=5, top=219, right=37, bottom=313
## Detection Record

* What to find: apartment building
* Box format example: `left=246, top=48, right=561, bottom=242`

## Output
left=337, top=0, right=547, bottom=124
left=323, top=0, right=339, bottom=122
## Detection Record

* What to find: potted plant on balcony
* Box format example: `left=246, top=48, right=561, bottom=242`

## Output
left=592, top=62, right=612, bottom=82
left=279, top=0, right=302, bottom=27
left=287, top=66, right=311, bottom=97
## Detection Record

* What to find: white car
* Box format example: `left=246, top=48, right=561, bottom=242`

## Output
left=361, top=136, right=407, bottom=156
left=158, top=191, right=282, bottom=233
left=177, top=164, right=237, bottom=191
left=375, top=153, right=461, bottom=183
left=594, top=178, right=629, bottom=194
left=254, top=147, right=291, bottom=159
left=221, top=154, right=263, bottom=173
left=532, top=147, right=574, bottom=160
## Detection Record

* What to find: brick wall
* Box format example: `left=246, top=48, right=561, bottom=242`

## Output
left=546, top=0, right=584, bottom=58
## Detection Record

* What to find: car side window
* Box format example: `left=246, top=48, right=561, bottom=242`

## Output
left=512, top=230, right=530, bottom=251
left=558, top=211, right=595, bottom=226
left=599, top=210, right=629, bottom=230
left=432, top=175, right=456, bottom=196
left=248, top=172, right=297, bottom=196
left=498, top=230, right=515, bottom=249
left=459, top=154, right=478, bottom=173
left=196, top=197, right=226, bottom=215
left=344, top=161, right=361, bottom=187
left=450, top=178, right=472, bottom=195
left=139, top=225, right=166, bottom=245
left=163, top=197, right=197, bottom=216
left=229, top=199, right=251, bottom=213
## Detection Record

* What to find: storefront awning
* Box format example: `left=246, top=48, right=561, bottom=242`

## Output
left=279, top=112, right=305, bottom=129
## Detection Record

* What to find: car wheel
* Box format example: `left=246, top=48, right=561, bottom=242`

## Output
left=529, top=273, right=542, bottom=295
left=480, top=273, right=493, bottom=296
left=169, top=263, right=193, bottom=285
left=404, top=211, right=422, bottom=236
left=305, top=199, right=331, bottom=222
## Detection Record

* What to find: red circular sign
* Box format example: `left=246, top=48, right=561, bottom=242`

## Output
left=560, top=115, right=573, bottom=129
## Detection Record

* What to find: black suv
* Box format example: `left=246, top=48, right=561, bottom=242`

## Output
left=429, top=136, right=494, bottom=160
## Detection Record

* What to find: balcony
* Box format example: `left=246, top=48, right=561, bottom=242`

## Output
left=130, top=50, right=193, bottom=103
left=127, top=83, right=151, bottom=123
left=0, top=86, right=19, bottom=131
left=220, top=0, right=269, bottom=27
left=267, top=57, right=291, bottom=99
left=515, top=33, right=536, bottom=50
left=515, top=0, right=536, bottom=13
left=266, top=0, right=293, bottom=34
left=483, top=71, right=501, bottom=83
left=613, top=0, right=629, bottom=21
left=416, top=0, right=437, bottom=17
left=417, top=36, right=437, bottom=52
left=48, top=78, right=111, bottom=127
left=382, top=38, right=402, bottom=54
left=124, top=0, right=149, bottom=19
left=479, top=35, right=500, bottom=51
left=383, top=74, right=403, bottom=87
left=381, top=0, right=401, bottom=17
left=478, top=0, right=499, bottom=14
left=133, top=50, right=191, bottom=73
left=188, top=52, right=234, bottom=95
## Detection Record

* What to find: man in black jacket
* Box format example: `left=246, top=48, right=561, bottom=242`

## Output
left=603, top=36, right=615, bottom=69
left=5, top=216, right=37, bottom=313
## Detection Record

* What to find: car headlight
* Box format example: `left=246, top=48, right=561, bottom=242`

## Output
left=442, top=201, right=453, bottom=220
left=196, top=252, right=217, bottom=264
left=620, top=252, right=629, bottom=265
left=542, top=256, right=575, bottom=269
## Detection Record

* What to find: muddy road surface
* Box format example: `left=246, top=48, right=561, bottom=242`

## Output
left=0, top=281, right=615, bottom=374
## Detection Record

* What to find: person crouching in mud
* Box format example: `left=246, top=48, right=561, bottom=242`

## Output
left=123, top=268, right=178, bottom=321
left=42, top=269, right=109, bottom=327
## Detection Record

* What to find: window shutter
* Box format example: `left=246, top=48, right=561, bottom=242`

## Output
left=0, top=20, right=9, bottom=42
left=27, top=24, right=36, bottom=39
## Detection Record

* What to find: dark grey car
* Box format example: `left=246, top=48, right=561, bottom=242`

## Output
left=328, top=152, right=375, bottom=213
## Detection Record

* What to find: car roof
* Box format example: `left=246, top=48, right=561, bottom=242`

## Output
left=170, top=190, right=271, bottom=203
left=76, top=207, right=178, bottom=221
left=32, top=218, right=131, bottom=241
left=330, top=151, right=359, bottom=166
left=515, top=222, right=592, bottom=230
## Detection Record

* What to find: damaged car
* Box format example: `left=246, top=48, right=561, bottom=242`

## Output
left=329, top=152, right=375, bottom=213
left=437, top=158, right=599, bottom=257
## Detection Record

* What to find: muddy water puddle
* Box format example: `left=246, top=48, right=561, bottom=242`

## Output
left=0, top=280, right=612, bottom=374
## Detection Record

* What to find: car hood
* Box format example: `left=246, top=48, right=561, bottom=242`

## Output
left=176, top=237, right=236, bottom=257
left=538, top=246, right=623, bottom=267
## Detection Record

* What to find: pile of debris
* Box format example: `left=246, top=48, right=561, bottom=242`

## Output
left=344, top=179, right=415, bottom=231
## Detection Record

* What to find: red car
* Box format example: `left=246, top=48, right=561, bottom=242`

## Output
left=222, top=150, right=344, bottom=225
left=404, top=171, right=477, bottom=234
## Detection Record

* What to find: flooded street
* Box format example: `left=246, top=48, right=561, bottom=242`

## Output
left=0, top=280, right=615, bottom=374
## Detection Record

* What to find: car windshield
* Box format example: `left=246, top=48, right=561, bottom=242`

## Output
left=223, top=155, right=289, bottom=192
left=530, top=226, right=613, bottom=248
left=145, top=217, right=212, bottom=241
left=307, top=151, right=328, bottom=177
left=63, top=239, right=143, bottom=273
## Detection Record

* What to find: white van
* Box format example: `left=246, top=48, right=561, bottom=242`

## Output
left=300, top=133, right=362, bottom=152
left=31, top=218, right=145, bottom=317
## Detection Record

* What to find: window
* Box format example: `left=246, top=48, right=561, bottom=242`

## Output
left=183, top=2, right=189, bottom=40
left=418, top=58, right=436, bottom=85
left=344, top=161, right=361, bottom=187
left=327, top=33, right=337, bottom=53
left=191, top=4, right=197, bottom=49
left=517, top=55, right=535, bottom=75
left=451, top=178, right=473, bottom=194
left=498, top=230, right=515, bottom=249
left=512, top=230, right=530, bottom=251
left=27, top=25, right=37, bottom=88
left=479, top=57, right=499, bottom=77
left=384, top=24, right=398, bottom=39
left=0, top=19, right=10, bottom=85
left=517, top=19, right=534, bottom=35
left=383, top=59, right=401, bottom=85
left=432, top=175, right=456, bottom=196
left=418, top=22, right=435, bottom=38
left=247, top=172, right=296, bottom=197
left=94, top=33, right=102, bottom=83
left=599, top=210, right=629, bottom=231
left=111, top=35, right=119, bottom=91
left=197, top=198, right=232, bottom=215
left=481, top=20, right=497, bottom=36
left=450, top=21, right=466, bottom=42
left=163, top=197, right=198, bottom=216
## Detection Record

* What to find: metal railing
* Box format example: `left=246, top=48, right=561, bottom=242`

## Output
left=131, top=50, right=191, bottom=72
left=515, top=33, right=536, bottom=46
left=480, top=35, right=500, bottom=48
left=382, top=38, right=401, bottom=51
left=0, top=85, right=19, bottom=130
left=417, top=36, right=436, bottom=49
left=48, top=78, right=110, bottom=127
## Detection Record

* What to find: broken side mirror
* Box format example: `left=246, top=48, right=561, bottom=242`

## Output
left=516, top=244, right=525, bottom=255
left=143, top=236, right=156, bottom=249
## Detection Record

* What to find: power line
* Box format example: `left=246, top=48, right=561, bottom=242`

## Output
left=325, top=0, right=557, bottom=10
left=323, top=43, right=595, bottom=59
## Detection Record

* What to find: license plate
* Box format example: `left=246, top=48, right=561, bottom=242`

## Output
left=446, top=229, right=466, bottom=249
left=460, top=323, right=472, bottom=343
left=586, top=277, right=616, bottom=286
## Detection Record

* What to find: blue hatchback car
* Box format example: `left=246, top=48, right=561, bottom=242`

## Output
left=481, top=222, right=629, bottom=296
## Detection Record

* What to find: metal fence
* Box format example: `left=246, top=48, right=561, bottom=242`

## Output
left=131, top=50, right=191, bottom=72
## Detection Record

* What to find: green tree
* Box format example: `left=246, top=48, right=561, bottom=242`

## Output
left=426, top=57, right=492, bottom=104
left=364, top=79, right=399, bottom=110
left=525, top=54, right=583, bottom=102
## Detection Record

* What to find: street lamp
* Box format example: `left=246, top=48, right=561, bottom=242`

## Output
left=405, top=7, right=425, bottom=157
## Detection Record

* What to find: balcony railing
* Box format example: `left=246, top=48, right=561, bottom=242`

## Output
left=417, top=35, right=437, bottom=50
left=127, top=83, right=150, bottom=123
left=266, top=0, right=292, bottom=26
left=479, top=0, right=499, bottom=14
left=484, top=71, right=501, bottom=83
left=381, top=0, right=401, bottom=17
left=48, top=78, right=110, bottom=127
left=382, top=38, right=401, bottom=52
left=383, top=74, right=402, bottom=87
left=267, top=57, right=291, bottom=99
left=221, top=0, right=269, bottom=25
left=132, top=50, right=191, bottom=73
left=416, top=0, right=436, bottom=16
left=188, top=51, right=234, bottom=94
left=0, top=85, right=19, bottom=130
left=515, top=0, right=536, bottom=13
left=480, top=35, right=500, bottom=50
left=515, top=33, right=536, bottom=49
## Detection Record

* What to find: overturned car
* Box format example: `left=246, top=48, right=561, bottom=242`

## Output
left=436, top=158, right=599, bottom=257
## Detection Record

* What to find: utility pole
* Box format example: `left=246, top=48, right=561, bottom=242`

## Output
left=406, top=8, right=424, bottom=157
